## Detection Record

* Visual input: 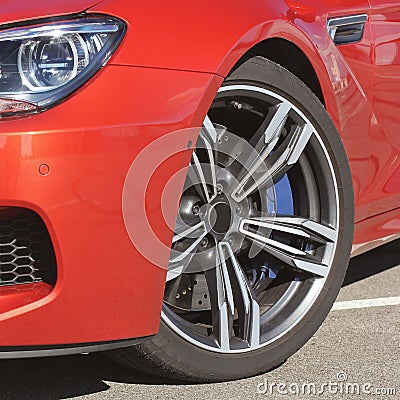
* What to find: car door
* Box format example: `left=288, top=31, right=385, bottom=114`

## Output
left=368, top=1, right=400, bottom=215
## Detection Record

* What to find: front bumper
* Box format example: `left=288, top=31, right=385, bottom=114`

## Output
left=0, top=64, right=222, bottom=349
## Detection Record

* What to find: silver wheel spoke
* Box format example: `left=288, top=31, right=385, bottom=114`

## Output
left=292, top=258, right=331, bottom=278
left=172, top=220, right=207, bottom=246
left=218, top=242, right=260, bottom=347
left=203, top=114, right=218, bottom=143
left=167, top=221, right=207, bottom=282
left=240, top=216, right=337, bottom=243
left=232, top=116, right=314, bottom=202
left=247, top=101, right=290, bottom=153
left=264, top=101, right=292, bottom=144
left=199, top=125, right=218, bottom=198
left=190, top=152, right=213, bottom=203
left=231, top=100, right=291, bottom=202
left=239, top=216, right=336, bottom=278
left=206, top=245, right=235, bottom=351
left=189, top=119, right=218, bottom=203
left=165, top=265, right=185, bottom=282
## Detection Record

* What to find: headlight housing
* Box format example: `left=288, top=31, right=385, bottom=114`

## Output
left=0, top=15, right=125, bottom=118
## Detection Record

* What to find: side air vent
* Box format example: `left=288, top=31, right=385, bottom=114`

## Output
left=327, top=14, right=368, bottom=46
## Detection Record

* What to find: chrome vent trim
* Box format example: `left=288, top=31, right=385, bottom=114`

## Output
left=327, top=14, right=368, bottom=45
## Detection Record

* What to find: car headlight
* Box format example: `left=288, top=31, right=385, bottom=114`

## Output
left=0, top=15, right=125, bottom=118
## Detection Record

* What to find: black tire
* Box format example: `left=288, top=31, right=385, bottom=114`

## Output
left=109, top=57, right=354, bottom=382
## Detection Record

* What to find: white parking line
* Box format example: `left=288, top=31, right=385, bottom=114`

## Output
left=331, top=296, right=400, bottom=311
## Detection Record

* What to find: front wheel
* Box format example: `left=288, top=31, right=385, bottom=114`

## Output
left=110, top=57, right=354, bottom=382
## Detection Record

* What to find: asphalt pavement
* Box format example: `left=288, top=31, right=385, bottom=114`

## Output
left=1, top=240, right=399, bottom=400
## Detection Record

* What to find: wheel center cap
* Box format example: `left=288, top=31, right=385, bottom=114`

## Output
left=201, top=201, right=232, bottom=235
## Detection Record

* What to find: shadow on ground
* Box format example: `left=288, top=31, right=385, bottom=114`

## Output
left=0, top=240, right=399, bottom=399
left=343, top=239, right=400, bottom=286
left=0, top=353, right=182, bottom=399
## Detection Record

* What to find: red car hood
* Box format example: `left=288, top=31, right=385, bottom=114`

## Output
left=0, top=0, right=104, bottom=26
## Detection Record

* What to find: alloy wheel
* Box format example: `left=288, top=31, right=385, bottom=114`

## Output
left=162, top=84, right=339, bottom=353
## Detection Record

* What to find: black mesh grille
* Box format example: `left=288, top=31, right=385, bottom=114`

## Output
left=0, top=208, right=57, bottom=286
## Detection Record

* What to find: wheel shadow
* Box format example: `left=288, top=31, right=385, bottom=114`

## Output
left=0, top=352, right=184, bottom=400
left=343, top=238, right=400, bottom=286
left=0, top=240, right=399, bottom=399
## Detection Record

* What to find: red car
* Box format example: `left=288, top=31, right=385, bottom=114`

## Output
left=0, top=0, right=398, bottom=382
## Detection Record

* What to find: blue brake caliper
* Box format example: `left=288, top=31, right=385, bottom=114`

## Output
left=253, top=173, right=294, bottom=288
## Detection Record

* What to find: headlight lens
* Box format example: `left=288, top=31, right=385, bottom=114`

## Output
left=18, top=34, right=98, bottom=91
left=0, top=16, right=125, bottom=117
